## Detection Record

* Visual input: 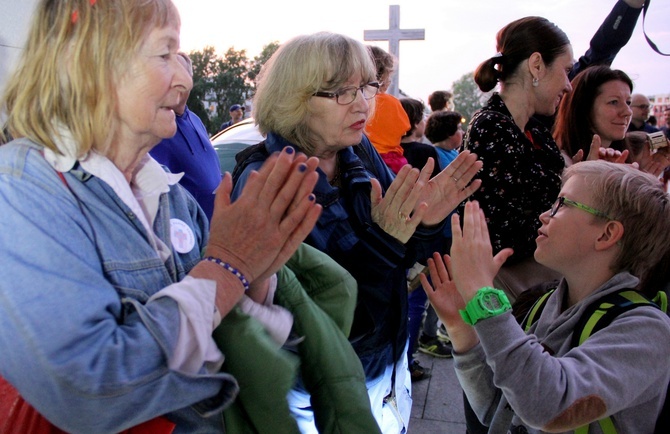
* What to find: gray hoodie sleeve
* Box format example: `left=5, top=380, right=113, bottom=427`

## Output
left=463, top=307, right=670, bottom=432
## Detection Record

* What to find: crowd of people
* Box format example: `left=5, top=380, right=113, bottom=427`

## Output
left=0, top=0, right=668, bottom=433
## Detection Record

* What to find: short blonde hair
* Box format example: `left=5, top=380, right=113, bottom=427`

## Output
left=252, top=32, right=376, bottom=154
left=1, top=0, right=179, bottom=156
left=563, top=161, right=670, bottom=287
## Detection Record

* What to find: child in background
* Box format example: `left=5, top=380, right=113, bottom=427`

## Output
left=364, top=46, right=410, bottom=174
left=399, top=98, right=451, bottom=381
left=425, top=111, right=464, bottom=170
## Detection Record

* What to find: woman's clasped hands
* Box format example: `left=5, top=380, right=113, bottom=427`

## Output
left=205, top=147, right=322, bottom=287
left=370, top=150, right=483, bottom=244
left=572, top=134, right=629, bottom=165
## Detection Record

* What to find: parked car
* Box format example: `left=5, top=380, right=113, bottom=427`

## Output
left=210, top=118, right=264, bottom=175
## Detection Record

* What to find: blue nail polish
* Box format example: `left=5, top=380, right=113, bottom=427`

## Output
left=308, top=194, right=315, bottom=201
left=285, top=146, right=295, bottom=155
left=298, top=163, right=307, bottom=172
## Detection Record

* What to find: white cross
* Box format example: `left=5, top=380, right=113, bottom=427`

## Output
left=364, top=5, right=425, bottom=97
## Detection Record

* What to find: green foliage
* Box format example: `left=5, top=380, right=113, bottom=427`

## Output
left=451, top=72, right=493, bottom=126
left=188, top=46, right=218, bottom=133
left=186, top=42, right=279, bottom=135
left=248, top=41, right=280, bottom=88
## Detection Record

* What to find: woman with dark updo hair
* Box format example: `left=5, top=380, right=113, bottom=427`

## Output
left=463, top=16, right=572, bottom=299
left=459, top=20, right=574, bottom=432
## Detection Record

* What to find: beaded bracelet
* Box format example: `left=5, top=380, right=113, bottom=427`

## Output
left=202, top=256, right=250, bottom=291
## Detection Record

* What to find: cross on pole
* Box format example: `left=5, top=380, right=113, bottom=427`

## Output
left=364, top=5, right=425, bottom=97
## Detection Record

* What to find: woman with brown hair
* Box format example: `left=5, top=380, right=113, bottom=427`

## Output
left=553, top=65, right=633, bottom=164
left=463, top=16, right=572, bottom=300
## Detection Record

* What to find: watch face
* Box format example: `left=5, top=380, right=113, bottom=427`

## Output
left=482, top=292, right=503, bottom=310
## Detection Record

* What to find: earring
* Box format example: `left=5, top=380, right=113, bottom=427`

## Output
left=532, top=77, right=539, bottom=87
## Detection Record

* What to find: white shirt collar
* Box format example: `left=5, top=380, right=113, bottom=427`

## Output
left=44, top=127, right=183, bottom=261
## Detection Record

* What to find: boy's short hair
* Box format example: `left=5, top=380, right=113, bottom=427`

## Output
left=563, top=161, right=670, bottom=290
left=427, top=90, right=453, bottom=112
left=399, top=97, right=425, bottom=139
left=425, top=111, right=462, bottom=144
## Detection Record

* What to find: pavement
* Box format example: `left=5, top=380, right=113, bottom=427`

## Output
left=408, top=352, right=467, bottom=433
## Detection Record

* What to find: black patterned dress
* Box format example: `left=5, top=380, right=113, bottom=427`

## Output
left=463, top=94, right=565, bottom=264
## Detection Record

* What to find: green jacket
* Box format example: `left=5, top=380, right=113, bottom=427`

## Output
left=212, top=243, right=380, bottom=434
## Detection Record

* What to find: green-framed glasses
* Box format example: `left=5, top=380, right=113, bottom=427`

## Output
left=550, top=197, right=613, bottom=220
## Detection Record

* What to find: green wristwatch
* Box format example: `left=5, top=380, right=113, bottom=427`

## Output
left=459, top=287, right=511, bottom=326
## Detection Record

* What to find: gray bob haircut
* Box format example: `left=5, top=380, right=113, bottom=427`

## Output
left=252, top=32, right=376, bottom=153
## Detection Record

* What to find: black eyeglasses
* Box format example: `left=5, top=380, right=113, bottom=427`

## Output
left=312, top=82, right=380, bottom=105
left=549, top=197, right=612, bottom=220
left=631, top=104, right=653, bottom=110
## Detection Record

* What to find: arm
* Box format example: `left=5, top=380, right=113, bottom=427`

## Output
left=0, top=165, right=227, bottom=432
left=196, top=147, right=322, bottom=307
left=420, top=205, right=511, bottom=425
left=474, top=307, right=670, bottom=431
left=571, top=0, right=644, bottom=79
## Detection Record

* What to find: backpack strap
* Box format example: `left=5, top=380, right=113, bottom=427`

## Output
left=571, top=289, right=658, bottom=347
left=571, top=289, right=664, bottom=434
left=652, top=290, right=668, bottom=313
left=574, top=417, right=616, bottom=434
left=522, top=289, right=555, bottom=332
left=231, top=140, right=268, bottom=186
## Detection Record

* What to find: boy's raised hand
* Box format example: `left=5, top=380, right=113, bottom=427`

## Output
left=449, top=201, right=513, bottom=303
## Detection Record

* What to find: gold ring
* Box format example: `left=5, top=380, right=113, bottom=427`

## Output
left=398, top=211, right=407, bottom=222
left=452, top=177, right=459, bottom=183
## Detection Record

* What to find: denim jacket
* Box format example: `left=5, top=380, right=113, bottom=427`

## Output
left=0, top=140, right=237, bottom=433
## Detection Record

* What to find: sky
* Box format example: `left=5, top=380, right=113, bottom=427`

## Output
left=171, top=0, right=670, bottom=102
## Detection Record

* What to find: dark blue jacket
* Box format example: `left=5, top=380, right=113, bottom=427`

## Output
left=232, top=132, right=445, bottom=362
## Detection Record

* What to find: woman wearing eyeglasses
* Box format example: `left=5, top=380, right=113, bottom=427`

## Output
left=232, top=32, right=482, bottom=434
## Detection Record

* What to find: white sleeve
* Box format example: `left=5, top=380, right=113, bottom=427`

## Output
left=148, top=276, right=224, bottom=374
left=237, top=274, right=294, bottom=346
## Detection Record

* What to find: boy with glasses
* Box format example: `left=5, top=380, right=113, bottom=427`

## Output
left=422, top=160, right=670, bottom=433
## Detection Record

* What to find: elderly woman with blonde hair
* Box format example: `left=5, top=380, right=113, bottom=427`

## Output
left=233, top=31, right=482, bottom=433
left=0, top=0, right=322, bottom=431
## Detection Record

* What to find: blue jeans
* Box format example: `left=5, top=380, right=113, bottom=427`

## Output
left=407, top=288, right=427, bottom=363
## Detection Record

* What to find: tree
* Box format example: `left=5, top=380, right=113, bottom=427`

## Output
left=188, top=46, right=218, bottom=132
left=451, top=72, right=493, bottom=126
left=248, top=41, right=280, bottom=89
left=209, top=47, right=253, bottom=131
left=186, top=42, right=280, bottom=135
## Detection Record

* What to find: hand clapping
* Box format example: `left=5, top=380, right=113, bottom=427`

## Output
left=205, top=147, right=322, bottom=284
left=369, top=151, right=483, bottom=244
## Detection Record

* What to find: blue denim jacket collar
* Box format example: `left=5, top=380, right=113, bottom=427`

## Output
left=0, top=139, right=236, bottom=432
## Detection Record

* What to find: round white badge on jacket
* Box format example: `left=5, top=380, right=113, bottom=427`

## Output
left=170, top=219, right=195, bottom=254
